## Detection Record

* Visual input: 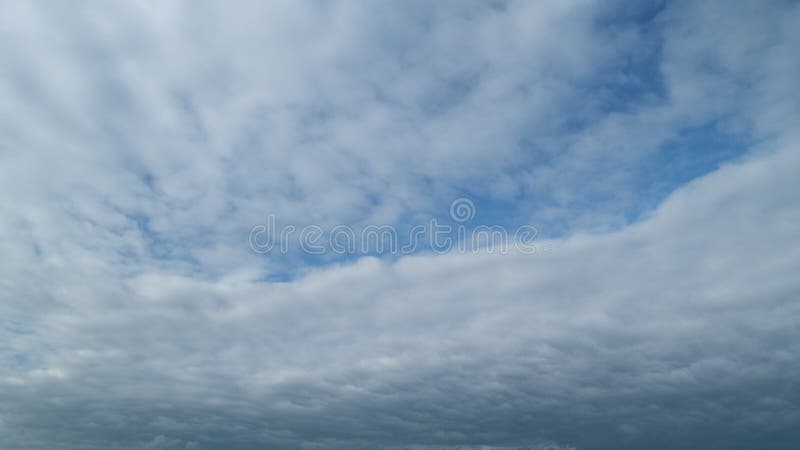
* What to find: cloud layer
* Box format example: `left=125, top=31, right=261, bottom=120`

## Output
left=1, top=0, right=799, bottom=449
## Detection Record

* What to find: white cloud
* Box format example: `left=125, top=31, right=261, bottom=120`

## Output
left=2, top=135, right=799, bottom=448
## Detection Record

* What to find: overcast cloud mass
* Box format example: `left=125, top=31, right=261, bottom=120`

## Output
left=1, top=0, right=799, bottom=449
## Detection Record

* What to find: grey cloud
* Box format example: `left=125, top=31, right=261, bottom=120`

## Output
left=2, top=137, right=800, bottom=449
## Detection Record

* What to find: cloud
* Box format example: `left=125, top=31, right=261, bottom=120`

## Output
left=0, top=0, right=688, bottom=272
left=3, top=135, right=800, bottom=449
left=1, top=0, right=799, bottom=449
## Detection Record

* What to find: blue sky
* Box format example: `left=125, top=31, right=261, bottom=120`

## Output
left=1, top=1, right=799, bottom=449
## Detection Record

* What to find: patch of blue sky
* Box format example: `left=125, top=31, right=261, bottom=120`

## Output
left=251, top=119, right=753, bottom=278
left=129, top=213, right=198, bottom=265
left=628, top=120, right=755, bottom=222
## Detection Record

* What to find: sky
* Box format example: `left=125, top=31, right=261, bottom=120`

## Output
left=1, top=0, right=799, bottom=449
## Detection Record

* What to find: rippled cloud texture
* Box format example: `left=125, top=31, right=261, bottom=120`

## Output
left=1, top=0, right=799, bottom=449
